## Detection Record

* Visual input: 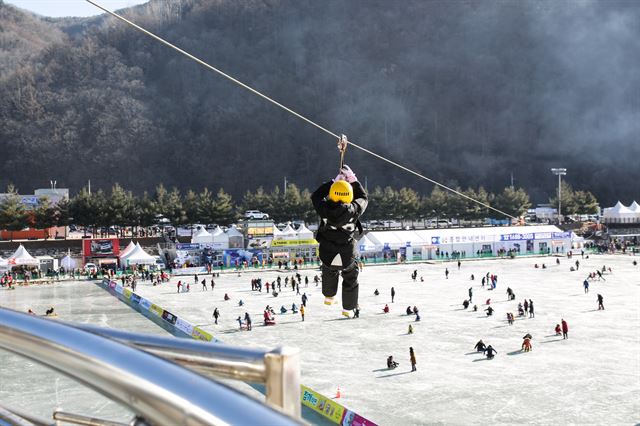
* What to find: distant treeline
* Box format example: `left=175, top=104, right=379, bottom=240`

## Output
left=0, top=181, right=597, bottom=236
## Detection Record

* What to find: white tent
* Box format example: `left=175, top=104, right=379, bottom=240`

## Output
left=121, top=243, right=156, bottom=265
left=280, top=224, right=298, bottom=240
left=60, top=255, right=77, bottom=269
left=272, top=227, right=284, bottom=238
left=212, top=226, right=229, bottom=247
left=7, top=245, right=39, bottom=266
left=358, top=234, right=378, bottom=252
left=629, top=201, right=640, bottom=212
left=0, top=256, right=7, bottom=270
left=296, top=223, right=314, bottom=240
left=191, top=228, right=214, bottom=244
left=119, top=241, right=136, bottom=259
left=602, top=201, right=639, bottom=223
left=226, top=225, right=244, bottom=248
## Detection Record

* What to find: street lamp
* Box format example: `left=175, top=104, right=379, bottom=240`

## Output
left=551, top=168, right=567, bottom=224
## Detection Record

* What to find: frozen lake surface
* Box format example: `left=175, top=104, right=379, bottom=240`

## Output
left=132, top=254, right=639, bottom=425
left=1, top=254, right=638, bottom=425
left=0, top=280, right=168, bottom=422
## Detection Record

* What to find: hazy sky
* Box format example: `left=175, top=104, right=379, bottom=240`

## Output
left=5, top=0, right=148, bottom=17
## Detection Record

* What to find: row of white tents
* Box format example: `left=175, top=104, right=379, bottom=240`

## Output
left=191, top=225, right=243, bottom=245
left=0, top=242, right=157, bottom=271
left=602, top=201, right=640, bottom=223
left=273, top=223, right=314, bottom=240
left=0, top=245, right=76, bottom=270
left=190, top=223, right=315, bottom=245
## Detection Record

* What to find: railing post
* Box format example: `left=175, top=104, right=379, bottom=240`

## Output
left=264, top=347, right=301, bottom=419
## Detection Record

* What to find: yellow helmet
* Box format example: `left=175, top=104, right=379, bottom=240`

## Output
left=329, top=180, right=353, bottom=204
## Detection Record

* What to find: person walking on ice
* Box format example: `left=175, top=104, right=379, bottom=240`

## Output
left=311, top=157, right=368, bottom=319
left=583, top=279, right=589, bottom=293
left=597, top=294, right=605, bottom=310
left=522, top=333, right=532, bottom=352
left=391, top=286, right=396, bottom=303
left=561, top=319, right=569, bottom=339
left=409, top=347, right=417, bottom=372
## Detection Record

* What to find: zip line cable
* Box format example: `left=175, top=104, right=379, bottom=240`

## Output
left=86, top=0, right=516, bottom=220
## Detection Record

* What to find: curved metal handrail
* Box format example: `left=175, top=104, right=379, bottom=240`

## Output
left=0, top=308, right=301, bottom=426
left=69, top=323, right=301, bottom=417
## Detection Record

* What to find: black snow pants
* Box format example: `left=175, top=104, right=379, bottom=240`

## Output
left=320, top=242, right=359, bottom=310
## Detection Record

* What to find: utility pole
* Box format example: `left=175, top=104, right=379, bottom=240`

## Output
left=510, top=172, right=514, bottom=189
left=551, top=168, right=567, bottom=224
left=284, top=177, right=287, bottom=196
left=88, top=180, right=91, bottom=195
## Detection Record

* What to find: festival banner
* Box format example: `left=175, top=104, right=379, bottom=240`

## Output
left=122, top=288, right=132, bottom=299
left=114, top=283, right=124, bottom=294
left=83, top=238, right=120, bottom=257
left=342, top=410, right=374, bottom=426
left=175, top=317, right=194, bottom=335
left=149, top=304, right=164, bottom=317
left=161, top=309, right=177, bottom=325
left=138, top=298, right=152, bottom=311
left=301, top=385, right=347, bottom=424
left=130, top=293, right=141, bottom=304
left=271, top=239, right=318, bottom=247
left=191, top=326, right=214, bottom=342
left=176, top=243, right=201, bottom=250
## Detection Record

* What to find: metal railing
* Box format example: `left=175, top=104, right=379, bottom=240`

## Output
left=0, top=308, right=303, bottom=426
left=72, top=323, right=301, bottom=417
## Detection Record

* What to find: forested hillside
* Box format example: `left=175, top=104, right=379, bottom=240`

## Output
left=0, top=0, right=638, bottom=205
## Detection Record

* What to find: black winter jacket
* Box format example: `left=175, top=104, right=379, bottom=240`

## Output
left=311, top=180, right=368, bottom=256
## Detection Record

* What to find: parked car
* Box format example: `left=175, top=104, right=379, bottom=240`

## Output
left=84, top=263, right=98, bottom=273
left=426, top=219, right=451, bottom=228
left=369, top=221, right=386, bottom=230
left=244, top=210, right=270, bottom=220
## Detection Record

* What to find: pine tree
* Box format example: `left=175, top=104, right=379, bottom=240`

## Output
left=0, top=184, right=28, bottom=241
left=494, top=187, right=531, bottom=218
left=212, top=188, right=236, bottom=225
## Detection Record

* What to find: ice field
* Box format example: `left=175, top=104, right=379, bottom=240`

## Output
left=0, top=281, right=167, bottom=422
left=0, top=254, right=638, bottom=425
left=132, top=254, right=639, bottom=425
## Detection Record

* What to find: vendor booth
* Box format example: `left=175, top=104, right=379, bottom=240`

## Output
left=269, top=222, right=318, bottom=264
left=121, top=243, right=156, bottom=267
left=226, top=225, right=244, bottom=249
left=6, top=245, right=40, bottom=278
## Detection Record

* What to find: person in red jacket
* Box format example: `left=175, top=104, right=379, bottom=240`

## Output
left=555, top=324, right=562, bottom=336
left=561, top=319, right=569, bottom=339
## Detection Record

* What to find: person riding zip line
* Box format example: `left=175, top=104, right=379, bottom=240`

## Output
left=311, top=157, right=368, bottom=318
